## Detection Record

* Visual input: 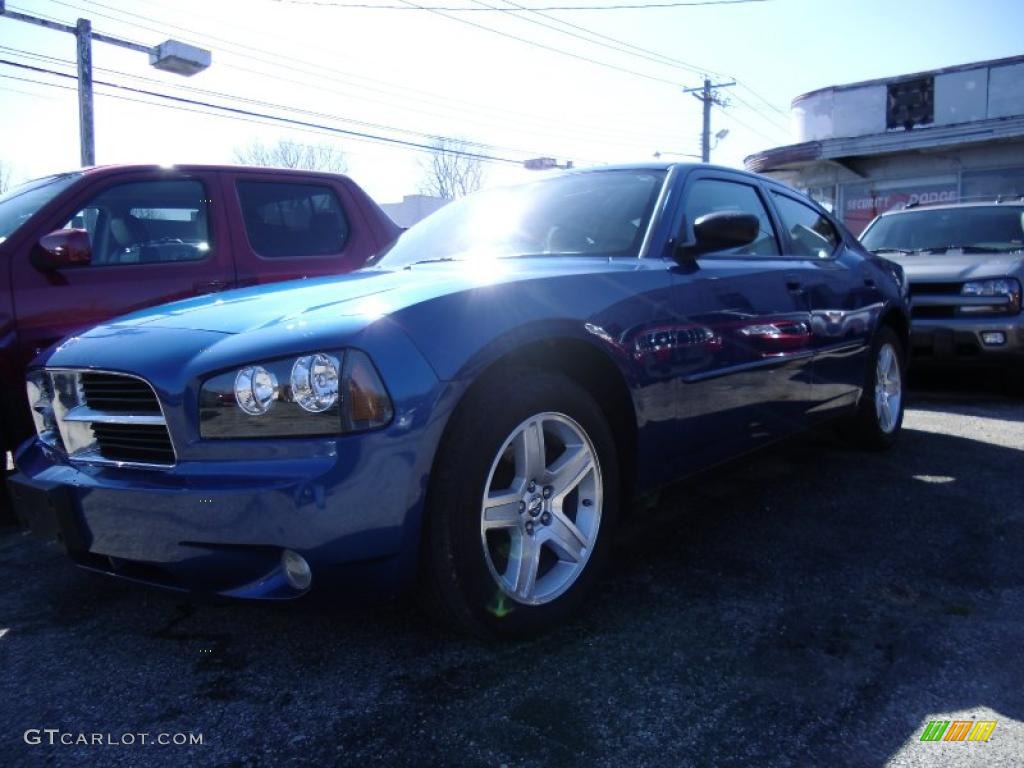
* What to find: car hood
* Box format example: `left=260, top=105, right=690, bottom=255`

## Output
left=93, top=257, right=640, bottom=336
left=881, top=250, right=1024, bottom=282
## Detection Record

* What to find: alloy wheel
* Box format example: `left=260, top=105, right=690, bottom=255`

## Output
left=479, top=412, right=602, bottom=606
left=874, top=342, right=902, bottom=434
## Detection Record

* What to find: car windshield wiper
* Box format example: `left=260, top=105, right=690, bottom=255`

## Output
left=404, top=257, right=460, bottom=267
left=920, top=245, right=1018, bottom=254
left=870, top=247, right=916, bottom=255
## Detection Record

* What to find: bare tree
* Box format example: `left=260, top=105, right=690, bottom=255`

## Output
left=233, top=138, right=348, bottom=173
left=418, top=139, right=485, bottom=200
left=0, top=160, right=12, bottom=195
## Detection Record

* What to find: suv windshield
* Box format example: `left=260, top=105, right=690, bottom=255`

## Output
left=861, top=205, right=1024, bottom=253
left=0, top=172, right=83, bottom=244
left=375, top=169, right=666, bottom=268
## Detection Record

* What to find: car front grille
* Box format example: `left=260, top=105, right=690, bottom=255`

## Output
left=90, top=423, right=176, bottom=465
left=909, top=280, right=1017, bottom=319
left=80, top=372, right=163, bottom=414
left=44, top=369, right=176, bottom=468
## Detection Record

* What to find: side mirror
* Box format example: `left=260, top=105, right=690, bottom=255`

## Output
left=32, top=229, right=92, bottom=270
left=675, top=211, right=760, bottom=262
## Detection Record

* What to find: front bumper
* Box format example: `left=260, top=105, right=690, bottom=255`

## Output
left=12, top=427, right=431, bottom=600
left=910, top=315, right=1024, bottom=364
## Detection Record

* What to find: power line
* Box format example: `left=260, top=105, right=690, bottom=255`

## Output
left=393, top=0, right=682, bottom=86
left=495, top=0, right=713, bottom=76
left=0, top=44, right=569, bottom=159
left=736, top=82, right=789, bottom=119
left=272, top=0, right=769, bottom=10
left=43, top=0, right=683, bottom=149
left=0, top=58, right=527, bottom=163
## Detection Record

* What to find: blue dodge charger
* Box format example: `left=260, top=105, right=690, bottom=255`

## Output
left=12, top=164, right=909, bottom=637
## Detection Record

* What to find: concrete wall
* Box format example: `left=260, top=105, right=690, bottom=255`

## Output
left=793, top=60, right=1023, bottom=141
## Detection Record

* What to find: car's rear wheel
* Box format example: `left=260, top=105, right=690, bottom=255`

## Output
left=843, top=325, right=905, bottom=450
left=420, top=370, right=618, bottom=638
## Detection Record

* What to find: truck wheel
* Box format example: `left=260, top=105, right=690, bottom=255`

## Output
left=419, top=370, right=619, bottom=639
left=843, top=326, right=906, bottom=451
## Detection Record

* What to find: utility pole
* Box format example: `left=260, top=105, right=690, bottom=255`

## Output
left=684, top=77, right=735, bottom=163
left=75, top=18, right=94, bottom=166
left=0, top=2, right=211, bottom=167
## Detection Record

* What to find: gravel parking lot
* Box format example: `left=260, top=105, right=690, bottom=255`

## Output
left=2, top=375, right=1022, bottom=768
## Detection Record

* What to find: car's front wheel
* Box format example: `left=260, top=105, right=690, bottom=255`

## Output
left=420, top=370, right=618, bottom=638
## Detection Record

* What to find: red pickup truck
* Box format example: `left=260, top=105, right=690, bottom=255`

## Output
left=0, top=164, right=401, bottom=515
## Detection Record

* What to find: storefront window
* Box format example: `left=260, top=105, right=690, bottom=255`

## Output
left=840, top=176, right=958, bottom=236
left=961, top=167, right=1024, bottom=202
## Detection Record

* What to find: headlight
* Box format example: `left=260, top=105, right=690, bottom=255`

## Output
left=961, top=278, right=1020, bottom=297
left=290, top=353, right=340, bottom=413
left=25, top=370, right=60, bottom=447
left=199, top=349, right=393, bottom=439
left=234, top=366, right=278, bottom=415
left=960, top=277, right=1022, bottom=314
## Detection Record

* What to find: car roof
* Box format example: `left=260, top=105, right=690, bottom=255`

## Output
left=76, top=163, right=353, bottom=181
left=877, top=200, right=1024, bottom=217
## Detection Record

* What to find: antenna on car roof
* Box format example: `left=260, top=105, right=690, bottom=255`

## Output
left=903, top=200, right=919, bottom=209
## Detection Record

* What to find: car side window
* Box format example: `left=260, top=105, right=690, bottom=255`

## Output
left=771, top=192, right=840, bottom=259
left=237, top=181, right=349, bottom=258
left=64, top=180, right=211, bottom=267
left=682, top=179, right=780, bottom=256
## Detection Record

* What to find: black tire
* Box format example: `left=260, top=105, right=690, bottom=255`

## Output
left=843, top=325, right=906, bottom=451
left=419, top=369, right=619, bottom=639
left=0, top=471, right=14, bottom=528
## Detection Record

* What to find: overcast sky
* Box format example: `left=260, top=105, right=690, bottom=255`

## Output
left=1, top=0, right=1022, bottom=202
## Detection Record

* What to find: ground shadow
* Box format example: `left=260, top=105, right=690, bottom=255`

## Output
left=0, top=406, right=1021, bottom=767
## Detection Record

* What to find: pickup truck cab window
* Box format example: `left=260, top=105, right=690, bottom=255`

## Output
left=681, top=178, right=781, bottom=256
left=771, top=192, right=840, bottom=259
left=0, top=172, right=82, bottom=243
left=237, top=181, right=349, bottom=258
left=64, top=180, right=211, bottom=266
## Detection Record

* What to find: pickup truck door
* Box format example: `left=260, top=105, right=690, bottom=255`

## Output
left=767, top=190, right=875, bottom=412
left=221, top=170, right=379, bottom=287
left=10, top=169, right=235, bottom=367
left=666, top=172, right=815, bottom=467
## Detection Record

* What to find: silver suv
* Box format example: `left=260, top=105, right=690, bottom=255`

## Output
left=860, top=202, right=1023, bottom=368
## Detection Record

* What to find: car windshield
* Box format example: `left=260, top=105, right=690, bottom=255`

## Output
left=860, top=205, right=1024, bottom=253
left=375, top=169, right=667, bottom=268
left=0, top=172, right=83, bottom=244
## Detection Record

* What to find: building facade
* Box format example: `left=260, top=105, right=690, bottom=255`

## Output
left=380, top=194, right=448, bottom=229
left=745, top=55, right=1024, bottom=235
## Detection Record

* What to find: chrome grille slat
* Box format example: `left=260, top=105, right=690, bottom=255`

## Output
left=46, top=369, right=176, bottom=469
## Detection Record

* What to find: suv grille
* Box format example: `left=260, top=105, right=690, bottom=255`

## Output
left=81, top=372, right=162, bottom=413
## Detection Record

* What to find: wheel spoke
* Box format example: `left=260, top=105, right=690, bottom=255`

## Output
left=508, top=533, right=541, bottom=600
left=548, top=444, right=593, bottom=498
left=542, top=511, right=588, bottom=563
left=482, top=491, right=521, bottom=530
left=515, top=418, right=548, bottom=482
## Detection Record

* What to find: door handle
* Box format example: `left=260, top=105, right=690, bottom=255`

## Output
left=864, top=278, right=877, bottom=289
left=194, top=280, right=228, bottom=294
left=786, top=279, right=804, bottom=293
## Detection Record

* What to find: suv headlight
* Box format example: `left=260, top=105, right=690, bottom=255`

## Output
left=199, top=349, right=393, bottom=438
left=960, top=278, right=1022, bottom=314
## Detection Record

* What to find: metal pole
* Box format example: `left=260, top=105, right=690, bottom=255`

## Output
left=75, top=17, right=95, bottom=166
left=700, top=77, right=711, bottom=163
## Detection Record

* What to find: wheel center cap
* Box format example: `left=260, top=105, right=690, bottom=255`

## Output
left=526, top=497, right=543, bottom=518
